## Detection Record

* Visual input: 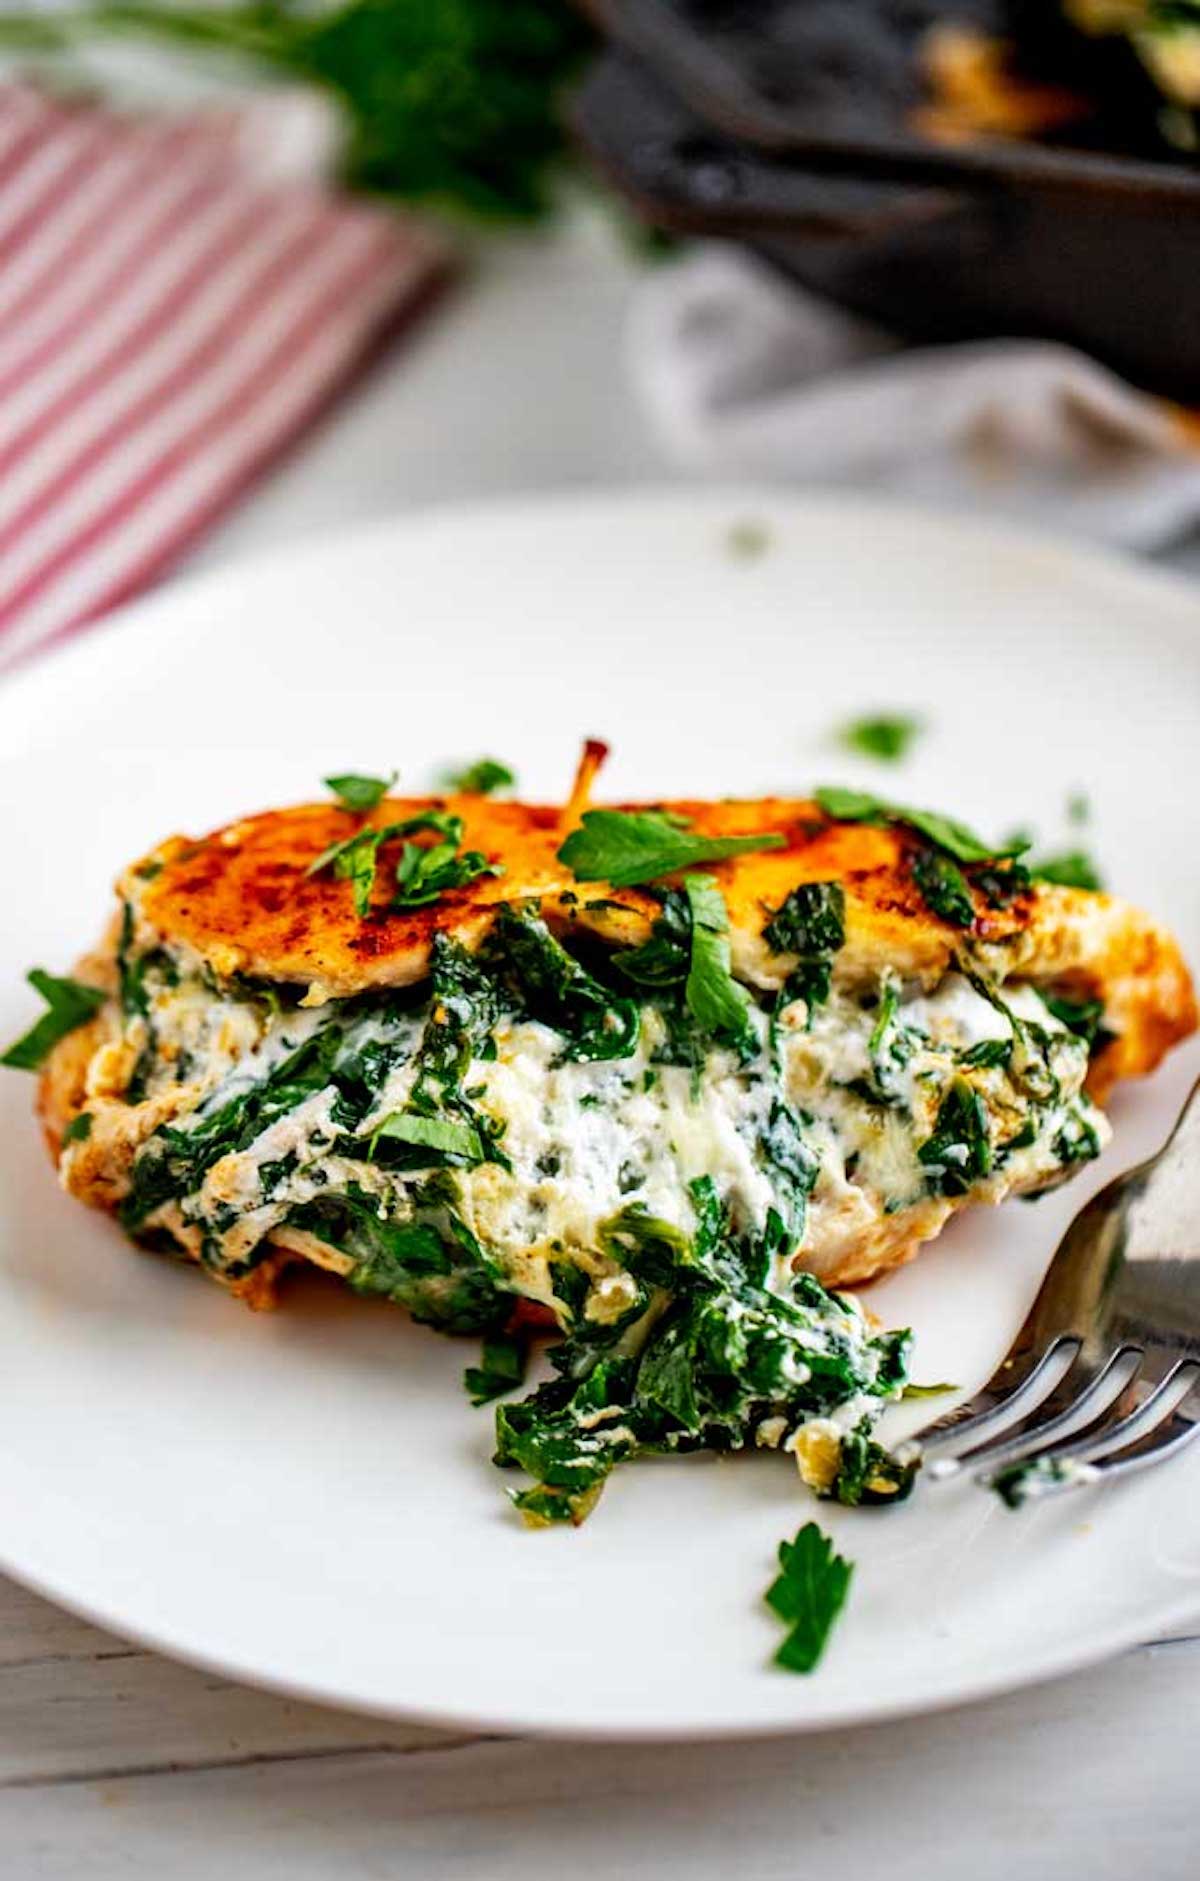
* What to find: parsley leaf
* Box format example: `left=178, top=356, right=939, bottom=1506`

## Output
left=911, top=848, right=975, bottom=927
left=815, top=787, right=1025, bottom=865
left=558, top=809, right=785, bottom=888
left=766, top=1522, right=854, bottom=1674
left=441, top=757, right=516, bottom=795
left=392, top=813, right=500, bottom=908
left=683, top=875, right=756, bottom=1055
left=308, top=813, right=501, bottom=916
left=839, top=713, right=923, bottom=764
left=324, top=770, right=396, bottom=813
left=2, top=970, right=107, bottom=1071
left=1031, top=850, right=1105, bottom=892
left=306, top=822, right=405, bottom=917
left=464, top=1327, right=530, bottom=1406
left=61, top=1111, right=93, bottom=1145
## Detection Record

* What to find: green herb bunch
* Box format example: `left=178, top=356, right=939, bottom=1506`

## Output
left=0, top=0, right=594, bottom=220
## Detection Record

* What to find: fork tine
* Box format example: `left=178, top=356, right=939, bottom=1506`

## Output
left=915, top=1336, right=1079, bottom=1456
left=983, top=1371, right=1200, bottom=1503
left=928, top=1345, right=1143, bottom=1478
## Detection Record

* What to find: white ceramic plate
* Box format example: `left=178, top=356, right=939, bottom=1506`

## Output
left=1, top=491, right=1198, bottom=1740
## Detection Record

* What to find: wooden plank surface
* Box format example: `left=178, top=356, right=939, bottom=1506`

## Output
left=0, top=1571, right=1196, bottom=1879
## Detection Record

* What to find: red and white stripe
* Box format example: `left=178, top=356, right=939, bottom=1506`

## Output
left=0, top=85, right=445, bottom=672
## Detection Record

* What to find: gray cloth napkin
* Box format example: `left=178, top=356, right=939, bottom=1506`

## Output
left=628, top=246, right=1200, bottom=549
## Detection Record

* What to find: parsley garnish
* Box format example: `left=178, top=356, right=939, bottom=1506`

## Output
left=464, top=1328, right=530, bottom=1406
left=839, top=713, right=923, bottom=764
left=324, top=770, right=396, bottom=813
left=441, top=757, right=516, bottom=795
left=2, top=970, right=107, bottom=1071
left=307, top=813, right=500, bottom=916
left=62, top=1111, right=93, bottom=1145
left=815, top=787, right=1025, bottom=865
left=683, top=875, right=756, bottom=1056
left=558, top=809, right=785, bottom=889
left=766, top=1522, right=854, bottom=1674
left=392, top=813, right=500, bottom=909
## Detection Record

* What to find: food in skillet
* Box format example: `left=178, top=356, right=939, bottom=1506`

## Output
left=7, top=753, right=1195, bottom=1525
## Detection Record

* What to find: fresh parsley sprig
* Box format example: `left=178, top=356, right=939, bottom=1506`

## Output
left=838, top=713, right=924, bottom=764
left=441, top=757, right=516, bottom=795
left=558, top=808, right=786, bottom=889
left=392, top=813, right=500, bottom=909
left=324, top=770, right=396, bottom=813
left=815, top=786, right=1026, bottom=866
left=2, top=970, right=107, bottom=1071
left=307, top=812, right=500, bottom=916
left=766, top=1522, right=854, bottom=1674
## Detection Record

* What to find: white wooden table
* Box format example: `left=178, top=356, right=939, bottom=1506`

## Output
left=4, top=207, right=1197, bottom=1878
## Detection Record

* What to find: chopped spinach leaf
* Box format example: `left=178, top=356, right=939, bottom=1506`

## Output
left=682, top=875, right=756, bottom=1057
left=763, top=881, right=845, bottom=1019
left=441, top=757, right=516, bottom=795
left=2, top=970, right=107, bottom=1071
left=766, top=1522, right=853, bottom=1674
left=464, top=1327, right=530, bottom=1405
left=918, top=1078, right=993, bottom=1195
left=829, top=1417, right=919, bottom=1506
left=839, top=713, right=923, bottom=764
left=815, top=788, right=1025, bottom=865
left=324, top=770, right=396, bottom=813
left=287, top=1186, right=507, bottom=1334
left=558, top=809, right=785, bottom=889
left=496, top=1180, right=912, bottom=1526
left=911, top=848, right=976, bottom=928
left=1042, top=992, right=1109, bottom=1053
left=371, top=1110, right=485, bottom=1164
left=486, top=905, right=640, bottom=1062
left=613, top=889, right=691, bottom=990
left=61, top=1111, right=93, bottom=1145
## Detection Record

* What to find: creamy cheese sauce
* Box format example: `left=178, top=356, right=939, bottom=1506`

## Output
left=97, top=958, right=1107, bottom=1317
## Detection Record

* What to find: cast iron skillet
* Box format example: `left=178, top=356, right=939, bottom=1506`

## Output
left=580, top=0, right=1200, bottom=201
left=575, top=52, right=1200, bottom=402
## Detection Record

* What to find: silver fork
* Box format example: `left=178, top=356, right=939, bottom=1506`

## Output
left=910, top=1078, right=1200, bottom=1503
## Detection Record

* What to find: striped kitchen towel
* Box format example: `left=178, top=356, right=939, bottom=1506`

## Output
left=0, top=83, right=446, bottom=673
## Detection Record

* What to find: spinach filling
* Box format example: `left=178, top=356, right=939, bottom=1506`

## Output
left=494, top=1180, right=915, bottom=1526
left=111, top=892, right=1108, bottom=1525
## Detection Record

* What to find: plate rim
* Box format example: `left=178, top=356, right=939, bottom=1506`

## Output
left=2, top=484, right=1198, bottom=1740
